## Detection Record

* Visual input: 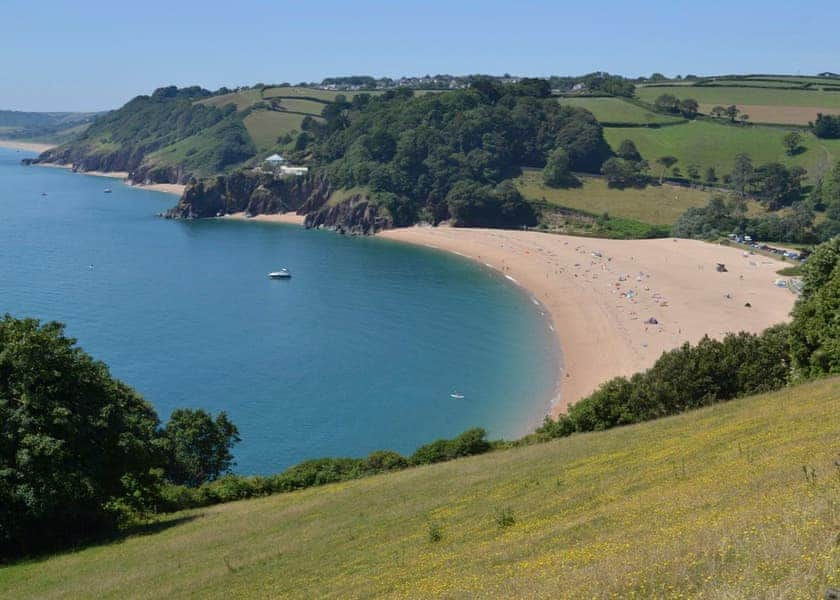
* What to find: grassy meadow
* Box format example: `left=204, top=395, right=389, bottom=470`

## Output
left=2, top=378, right=837, bottom=598
left=516, top=171, right=713, bottom=225
left=243, top=111, right=309, bottom=152
left=557, top=97, right=683, bottom=125
left=603, top=121, right=840, bottom=181
left=636, top=85, right=840, bottom=109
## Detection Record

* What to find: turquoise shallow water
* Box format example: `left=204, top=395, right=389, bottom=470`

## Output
left=0, top=148, right=558, bottom=474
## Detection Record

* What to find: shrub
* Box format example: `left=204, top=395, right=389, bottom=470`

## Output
left=495, top=507, right=516, bottom=528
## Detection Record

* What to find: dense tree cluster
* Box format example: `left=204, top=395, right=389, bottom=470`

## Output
left=812, top=113, right=840, bottom=139
left=601, top=139, right=648, bottom=188
left=40, top=86, right=255, bottom=179
left=653, top=94, right=699, bottom=118
left=672, top=194, right=817, bottom=243
left=789, top=237, right=840, bottom=376
left=0, top=316, right=240, bottom=558
left=300, top=79, right=609, bottom=228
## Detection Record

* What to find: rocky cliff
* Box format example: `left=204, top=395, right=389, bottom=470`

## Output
left=165, top=171, right=330, bottom=219
left=166, top=171, right=392, bottom=235
left=304, top=196, right=391, bottom=235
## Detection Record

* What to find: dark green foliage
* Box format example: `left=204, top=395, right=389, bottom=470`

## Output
left=495, top=507, right=515, bottom=528
left=41, top=86, right=255, bottom=179
left=750, top=163, right=806, bottom=210
left=410, top=428, right=491, bottom=465
left=542, top=146, right=574, bottom=188
left=673, top=194, right=817, bottom=243
left=0, top=316, right=164, bottom=557
left=311, top=81, right=608, bottom=226
left=428, top=522, right=443, bottom=543
left=601, top=157, right=647, bottom=188
left=812, top=113, right=840, bottom=138
left=616, top=139, right=642, bottom=162
left=789, top=237, right=840, bottom=377
left=161, top=409, right=240, bottom=487
left=783, top=131, right=803, bottom=155
left=653, top=95, right=698, bottom=118
left=538, top=328, right=791, bottom=436
left=578, top=73, right=636, bottom=97
left=446, top=181, right=537, bottom=228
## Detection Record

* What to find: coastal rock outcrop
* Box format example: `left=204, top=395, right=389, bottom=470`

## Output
left=304, top=196, right=391, bottom=235
left=167, top=170, right=391, bottom=235
left=165, top=171, right=331, bottom=219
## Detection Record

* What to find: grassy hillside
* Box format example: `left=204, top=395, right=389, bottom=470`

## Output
left=0, top=110, right=97, bottom=144
left=516, top=170, right=713, bottom=225
left=3, top=377, right=837, bottom=598
left=604, top=121, right=840, bottom=181
left=557, top=97, right=683, bottom=126
left=637, top=83, right=840, bottom=125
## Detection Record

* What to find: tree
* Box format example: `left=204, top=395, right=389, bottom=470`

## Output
left=710, top=106, right=727, bottom=119
left=678, top=98, right=699, bottom=119
left=0, top=316, right=164, bottom=557
left=654, top=94, right=680, bottom=114
left=656, top=155, right=678, bottom=183
left=750, top=163, right=806, bottom=209
left=601, top=157, right=646, bottom=188
left=789, top=237, right=840, bottom=377
left=687, top=164, right=700, bottom=181
left=162, top=409, right=241, bottom=487
left=542, top=146, right=572, bottom=187
left=812, top=113, right=840, bottom=139
left=705, top=166, right=718, bottom=183
left=725, top=105, right=740, bottom=122
left=782, top=131, right=803, bottom=155
left=731, top=153, right=754, bottom=195
left=616, top=139, right=642, bottom=162
left=738, top=113, right=750, bottom=125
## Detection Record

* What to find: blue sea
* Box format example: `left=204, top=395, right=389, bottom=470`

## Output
left=0, top=148, right=559, bottom=474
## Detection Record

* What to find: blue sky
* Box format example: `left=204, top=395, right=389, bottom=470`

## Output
left=2, top=0, right=838, bottom=112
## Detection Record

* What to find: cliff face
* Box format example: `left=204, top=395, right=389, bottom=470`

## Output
left=167, top=171, right=392, bottom=235
left=304, top=196, right=391, bottom=235
left=165, top=171, right=331, bottom=219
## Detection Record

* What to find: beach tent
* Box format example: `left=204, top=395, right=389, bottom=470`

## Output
left=264, top=154, right=286, bottom=164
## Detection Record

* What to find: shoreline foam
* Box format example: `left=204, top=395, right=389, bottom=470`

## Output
left=380, top=226, right=797, bottom=415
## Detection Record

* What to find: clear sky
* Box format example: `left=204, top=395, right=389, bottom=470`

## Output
left=2, top=0, right=839, bottom=112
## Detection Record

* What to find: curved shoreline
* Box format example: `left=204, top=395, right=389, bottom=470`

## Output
left=379, top=226, right=797, bottom=415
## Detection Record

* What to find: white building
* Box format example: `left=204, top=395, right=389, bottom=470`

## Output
left=280, top=165, right=308, bottom=176
left=264, top=153, right=287, bottom=165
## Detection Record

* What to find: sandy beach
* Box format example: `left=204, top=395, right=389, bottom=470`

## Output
left=0, top=140, right=56, bottom=153
left=220, top=211, right=307, bottom=225
left=380, top=226, right=797, bottom=415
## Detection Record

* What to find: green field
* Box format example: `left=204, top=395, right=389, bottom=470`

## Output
left=557, top=97, right=684, bottom=125
left=604, top=120, right=840, bottom=181
left=271, top=98, right=326, bottom=116
left=636, top=85, right=840, bottom=109
left=243, top=111, right=308, bottom=152
left=2, top=378, right=837, bottom=598
left=516, top=171, right=713, bottom=225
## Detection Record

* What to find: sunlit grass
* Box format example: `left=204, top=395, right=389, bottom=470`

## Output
left=1, top=378, right=838, bottom=598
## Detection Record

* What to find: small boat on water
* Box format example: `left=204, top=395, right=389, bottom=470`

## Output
left=450, top=392, right=465, bottom=399
left=268, top=268, right=291, bottom=279
left=104, top=188, right=112, bottom=193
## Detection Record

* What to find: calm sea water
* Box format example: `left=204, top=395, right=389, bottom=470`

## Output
left=0, top=148, right=558, bottom=474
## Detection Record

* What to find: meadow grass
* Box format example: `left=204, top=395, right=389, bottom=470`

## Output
left=636, top=85, right=840, bottom=109
left=1, top=378, right=837, bottom=599
left=557, top=97, right=683, bottom=125
left=243, top=111, right=308, bottom=152
left=516, top=171, right=712, bottom=225
left=604, top=121, right=840, bottom=181
left=273, top=98, right=326, bottom=116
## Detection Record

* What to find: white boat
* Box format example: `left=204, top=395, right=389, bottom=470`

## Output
left=450, top=392, right=465, bottom=399
left=268, top=268, right=291, bottom=279
left=104, top=188, right=112, bottom=194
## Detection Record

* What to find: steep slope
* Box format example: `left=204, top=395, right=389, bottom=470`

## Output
left=2, top=378, right=837, bottom=598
